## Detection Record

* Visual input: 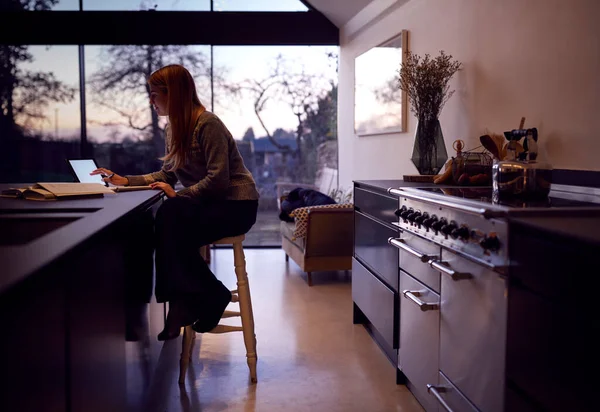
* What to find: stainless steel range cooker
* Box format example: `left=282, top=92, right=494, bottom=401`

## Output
left=384, top=184, right=600, bottom=412
left=388, top=184, right=600, bottom=272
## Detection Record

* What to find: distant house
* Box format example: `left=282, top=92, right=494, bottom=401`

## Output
left=252, top=137, right=297, bottom=165
left=250, top=136, right=297, bottom=185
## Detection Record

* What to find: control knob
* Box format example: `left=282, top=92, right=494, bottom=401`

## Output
left=432, top=218, right=447, bottom=233
left=451, top=226, right=470, bottom=240
left=480, top=233, right=501, bottom=251
left=423, top=215, right=438, bottom=229
left=415, top=212, right=429, bottom=226
left=441, top=221, right=458, bottom=236
left=407, top=211, right=422, bottom=222
left=400, top=208, right=413, bottom=220
left=394, top=206, right=407, bottom=217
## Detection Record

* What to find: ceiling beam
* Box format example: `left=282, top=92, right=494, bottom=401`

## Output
left=0, top=11, right=338, bottom=45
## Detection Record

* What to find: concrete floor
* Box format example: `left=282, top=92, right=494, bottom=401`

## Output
left=143, top=249, right=424, bottom=412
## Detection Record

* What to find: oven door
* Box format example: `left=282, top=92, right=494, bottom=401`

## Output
left=438, top=249, right=507, bottom=412
left=391, top=231, right=441, bottom=293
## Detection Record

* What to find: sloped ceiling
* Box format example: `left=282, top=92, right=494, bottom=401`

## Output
left=305, top=0, right=373, bottom=27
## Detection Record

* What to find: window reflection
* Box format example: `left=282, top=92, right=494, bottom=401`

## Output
left=214, top=45, right=338, bottom=246
left=0, top=45, right=80, bottom=183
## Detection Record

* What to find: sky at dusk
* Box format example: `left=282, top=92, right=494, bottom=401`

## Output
left=14, top=0, right=341, bottom=143
left=20, top=44, right=337, bottom=143
left=52, top=0, right=307, bottom=12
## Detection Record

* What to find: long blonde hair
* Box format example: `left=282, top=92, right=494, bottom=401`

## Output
left=148, top=64, right=204, bottom=170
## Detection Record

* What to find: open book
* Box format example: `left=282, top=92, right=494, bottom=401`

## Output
left=1, top=182, right=115, bottom=201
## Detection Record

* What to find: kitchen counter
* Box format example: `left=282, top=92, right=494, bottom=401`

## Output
left=354, top=179, right=438, bottom=192
left=509, top=215, right=600, bottom=247
left=0, top=185, right=163, bottom=295
left=0, top=184, right=164, bottom=412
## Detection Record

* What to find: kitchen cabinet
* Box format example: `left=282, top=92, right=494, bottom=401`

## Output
left=352, top=183, right=400, bottom=364
left=353, top=179, right=600, bottom=412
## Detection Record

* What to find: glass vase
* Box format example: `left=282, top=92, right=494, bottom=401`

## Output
left=411, top=118, right=448, bottom=175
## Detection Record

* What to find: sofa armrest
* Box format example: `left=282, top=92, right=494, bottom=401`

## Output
left=304, top=208, right=354, bottom=258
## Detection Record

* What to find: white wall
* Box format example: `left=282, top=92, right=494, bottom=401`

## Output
left=338, top=0, right=600, bottom=189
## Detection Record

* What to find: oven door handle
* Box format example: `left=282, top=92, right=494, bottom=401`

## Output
left=427, top=385, right=455, bottom=412
left=403, top=290, right=439, bottom=311
left=388, top=238, right=435, bottom=263
left=429, top=259, right=473, bottom=281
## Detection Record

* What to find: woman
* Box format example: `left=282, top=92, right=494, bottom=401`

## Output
left=91, top=64, right=259, bottom=340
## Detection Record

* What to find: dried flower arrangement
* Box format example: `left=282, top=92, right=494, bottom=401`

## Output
left=397, top=50, right=462, bottom=175
left=397, top=50, right=462, bottom=121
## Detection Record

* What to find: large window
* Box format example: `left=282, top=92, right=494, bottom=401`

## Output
left=1, top=5, right=339, bottom=248
left=0, top=45, right=80, bottom=182
left=3, top=0, right=307, bottom=12
left=214, top=46, right=338, bottom=246
left=213, top=0, right=308, bottom=12
left=82, top=0, right=210, bottom=11
left=84, top=44, right=211, bottom=176
left=0, top=0, right=79, bottom=10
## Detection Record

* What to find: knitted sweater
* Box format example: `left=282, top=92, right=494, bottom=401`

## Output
left=126, top=111, right=259, bottom=201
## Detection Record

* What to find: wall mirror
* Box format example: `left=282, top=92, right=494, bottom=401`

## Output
left=354, top=30, right=408, bottom=136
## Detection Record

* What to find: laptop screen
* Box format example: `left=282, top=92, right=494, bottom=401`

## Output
left=67, top=159, right=106, bottom=186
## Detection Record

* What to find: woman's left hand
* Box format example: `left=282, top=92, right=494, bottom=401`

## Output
left=150, top=182, right=176, bottom=198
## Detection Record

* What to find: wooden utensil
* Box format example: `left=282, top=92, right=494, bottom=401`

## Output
left=480, top=134, right=501, bottom=160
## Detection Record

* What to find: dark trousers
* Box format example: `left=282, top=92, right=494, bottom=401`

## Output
left=154, top=197, right=258, bottom=330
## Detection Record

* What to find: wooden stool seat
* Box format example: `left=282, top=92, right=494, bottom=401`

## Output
left=178, top=234, right=257, bottom=385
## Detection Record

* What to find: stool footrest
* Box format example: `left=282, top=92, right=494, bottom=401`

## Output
left=221, top=310, right=241, bottom=318
left=231, top=293, right=239, bottom=302
left=208, top=324, right=243, bottom=333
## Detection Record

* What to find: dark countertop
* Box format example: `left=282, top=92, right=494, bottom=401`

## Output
left=0, top=185, right=163, bottom=295
left=353, top=179, right=439, bottom=193
left=509, top=216, right=600, bottom=247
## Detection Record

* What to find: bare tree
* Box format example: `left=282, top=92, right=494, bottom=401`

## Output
left=238, top=54, right=335, bottom=168
left=0, top=42, right=76, bottom=139
left=88, top=45, right=211, bottom=156
left=88, top=45, right=238, bottom=158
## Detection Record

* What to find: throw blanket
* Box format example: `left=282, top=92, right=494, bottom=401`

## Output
left=279, top=187, right=336, bottom=222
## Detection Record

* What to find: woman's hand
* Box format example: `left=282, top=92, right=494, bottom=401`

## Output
left=150, top=182, right=176, bottom=198
left=90, top=168, right=129, bottom=186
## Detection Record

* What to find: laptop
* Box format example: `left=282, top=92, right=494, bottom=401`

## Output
left=66, top=158, right=108, bottom=187
left=66, top=158, right=153, bottom=193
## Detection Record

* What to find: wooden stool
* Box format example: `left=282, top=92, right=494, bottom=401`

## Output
left=178, top=234, right=257, bottom=385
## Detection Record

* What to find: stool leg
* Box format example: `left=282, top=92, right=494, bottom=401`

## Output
left=233, top=241, right=258, bottom=383
left=179, top=326, right=195, bottom=385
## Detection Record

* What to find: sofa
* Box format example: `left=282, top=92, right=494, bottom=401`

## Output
left=280, top=203, right=354, bottom=286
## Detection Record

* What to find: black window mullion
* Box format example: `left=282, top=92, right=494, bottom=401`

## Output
left=78, top=44, right=88, bottom=157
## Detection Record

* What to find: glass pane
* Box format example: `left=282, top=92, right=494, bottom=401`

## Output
left=214, top=0, right=308, bottom=11
left=0, top=45, right=80, bottom=183
left=83, top=0, right=209, bottom=11
left=84, top=45, right=212, bottom=178
left=213, top=45, right=339, bottom=246
left=0, top=0, right=79, bottom=10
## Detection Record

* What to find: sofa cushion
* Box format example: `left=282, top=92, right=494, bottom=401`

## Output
left=289, top=203, right=354, bottom=240
left=280, top=220, right=305, bottom=250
